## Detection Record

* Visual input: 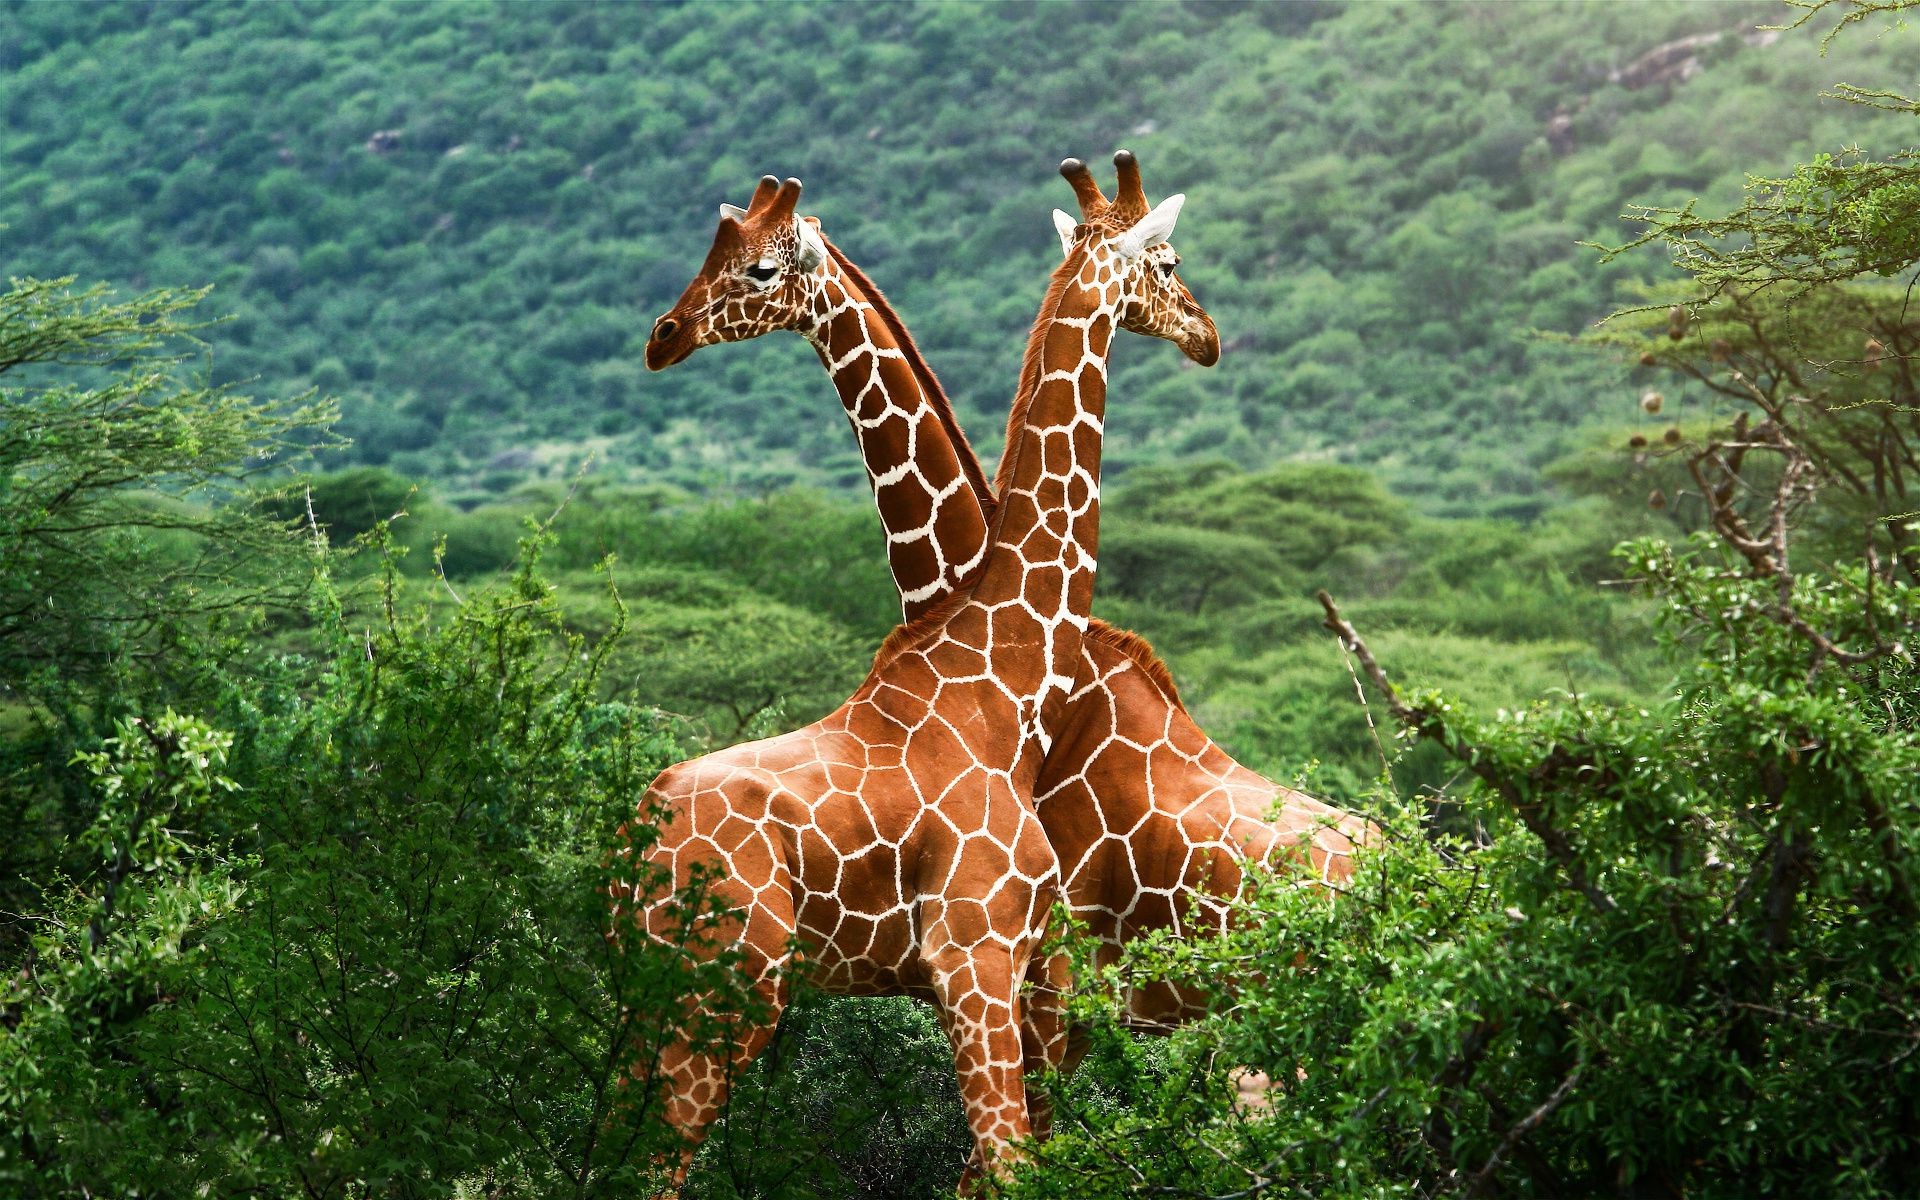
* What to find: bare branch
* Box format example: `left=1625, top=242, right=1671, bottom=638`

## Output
left=1317, top=591, right=1619, bottom=916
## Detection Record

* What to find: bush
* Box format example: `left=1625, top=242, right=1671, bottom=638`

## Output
left=0, top=537, right=765, bottom=1196
left=1012, top=516, right=1920, bottom=1196
left=1009, top=205, right=1920, bottom=1197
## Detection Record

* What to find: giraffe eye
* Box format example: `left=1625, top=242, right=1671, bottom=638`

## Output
left=745, top=260, right=780, bottom=286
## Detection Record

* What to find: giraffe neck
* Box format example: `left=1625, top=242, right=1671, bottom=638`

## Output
left=800, top=257, right=993, bottom=619
left=963, top=243, right=1122, bottom=738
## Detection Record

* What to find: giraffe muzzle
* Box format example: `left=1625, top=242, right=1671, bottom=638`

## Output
left=644, top=313, right=695, bottom=371
left=1182, top=313, right=1221, bottom=367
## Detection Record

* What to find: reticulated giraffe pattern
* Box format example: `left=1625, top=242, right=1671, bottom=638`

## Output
left=647, top=175, right=991, bottom=619
left=646, top=160, right=1375, bottom=1060
left=631, top=153, right=1222, bottom=1188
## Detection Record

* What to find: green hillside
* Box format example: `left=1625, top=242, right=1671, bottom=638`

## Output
left=2, top=0, right=1912, bottom=514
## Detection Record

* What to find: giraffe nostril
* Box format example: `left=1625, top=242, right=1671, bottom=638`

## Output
left=652, top=316, right=680, bottom=343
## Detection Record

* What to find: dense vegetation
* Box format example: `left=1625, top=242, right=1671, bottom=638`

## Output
left=994, top=5, right=1920, bottom=1194
left=1004, top=280, right=1920, bottom=1198
left=0, top=274, right=1662, bottom=1195
left=0, top=230, right=1673, bottom=1195
left=2, top=0, right=1914, bottom=513
left=4, top=0, right=1919, bottom=1196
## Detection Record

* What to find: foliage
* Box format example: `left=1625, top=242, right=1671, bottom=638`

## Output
left=1094, top=461, right=1659, bottom=799
left=1006, top=512, right=1920, bottom=1196
left=259, top=462, right=416, bottom=545
left=0, top=532, right=771, bottom=1196
left=0, top=710, right=248, bottom=1190
left=9, top=5, right=1919, bottom=1195
left=1001, top=335, right=1920, bottom=1199
left=0, top=277, right=333, bottom=694
left=687, top=994, right=971, bottom=1200
left=1000, top=10, right=1920, bottom=1189
left=559, top=568, right=869, bottom=739
left=1587, top=278, right=1920, bottom=571
left=307, top=457, right=1662, bottom=793
left=0, top=276, right=333, bottom=982
left=0, top=305, right=1667, bottom=1194
left=0, top=280, right=767, bottom=1194
left=2, top=1, right=1913, bottom=512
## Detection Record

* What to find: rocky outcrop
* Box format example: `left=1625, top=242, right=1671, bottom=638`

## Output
left=1545, top=26, right=1785, bottom=155
left=1609, top=27, right=1783, bottom=91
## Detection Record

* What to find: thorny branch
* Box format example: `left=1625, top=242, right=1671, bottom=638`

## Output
left=1462, top=1063, right=1586, bottom=1199
left=1316, top=591, right=1619, bottom=917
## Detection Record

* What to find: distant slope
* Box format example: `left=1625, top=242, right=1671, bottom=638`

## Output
left=2, top=0, right=1911, bottom=514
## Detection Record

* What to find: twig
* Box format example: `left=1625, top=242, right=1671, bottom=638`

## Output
left=1689, top=419, right=1907, bottom=670
left=1462, top=1064, right=1585, bottom=1198
left=1334, top=639, right=1398, bottom=794
left=1316, top=591, right=1619, bottom=917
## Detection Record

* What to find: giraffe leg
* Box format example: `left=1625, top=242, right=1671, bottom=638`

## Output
left=1019, top=947, right=1075, bottom=1140
left=920, top=940, right=1034, bottom=1193
left=633, top=828, right=796, bottom=1197
left=646, top=971, right=788, bottom=1194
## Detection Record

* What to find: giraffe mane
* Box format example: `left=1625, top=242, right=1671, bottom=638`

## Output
left=992, top=241, right=1091, bottom=496
left=1084, top=618, right=1187, bottom=711
left=820, top=236, right=997, bottom=519
left=864, top=588, right=973, bottom=678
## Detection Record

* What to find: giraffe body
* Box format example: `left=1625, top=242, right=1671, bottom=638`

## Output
left=635, top=162, right=1219, bottom=1185
left=1036, top=636, right=1362, bottom=1029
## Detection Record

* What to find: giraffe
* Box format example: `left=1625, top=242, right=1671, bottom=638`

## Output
left=645, top=170, right=992, bottom=617
left=624, top=153, right=1217, bottom=1189
left=644, top=163, right=1373, bottom=1069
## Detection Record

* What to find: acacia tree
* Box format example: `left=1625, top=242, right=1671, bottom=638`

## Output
left=0, top=532, right=768, bottom=1197
left=0, top=279, right=336, bottom=970
left=0, top=282, right=764, bottom=1195
left=0, top=277, right=333, bottom=695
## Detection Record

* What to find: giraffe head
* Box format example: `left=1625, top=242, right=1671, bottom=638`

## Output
left=645, top=174, right=831, bottom=371
left=1050, top=150, right=1219, bottom=366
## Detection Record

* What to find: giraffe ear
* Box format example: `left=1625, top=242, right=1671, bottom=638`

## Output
left=794, top=215, right=827, bottom=273
left=718, top=203, right=748, bottom=222
left=1116, top=193, right=1185, bottom=260
left=1052, top=209, right=1078, bottom=259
